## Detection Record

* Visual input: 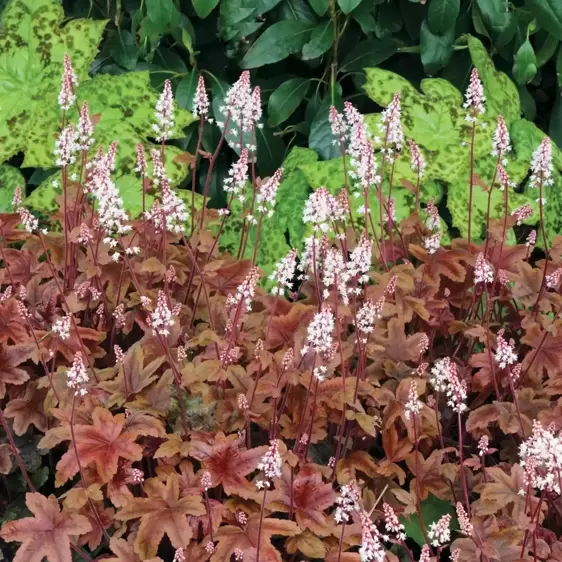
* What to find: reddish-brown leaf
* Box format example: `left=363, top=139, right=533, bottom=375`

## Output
left=116, top=473, right=204, bottom=559
left=0, top=492, right=91, bottom=562
left=522, top=322, right=562, bottom=379
left=0, top=342, right=35, bottom=398
left=270, top=465, right=336, bottom=536
left=212, top=515, right=300, bottom=562
left=4, top=380, right=48, bottom=435
left=56, top=407, right=143, bottom=485
left=189, top=432, right=268, bottom=499
left=0, top=299, right=29, bottom=344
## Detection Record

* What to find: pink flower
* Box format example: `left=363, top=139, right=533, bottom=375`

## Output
left=380, top=92, right=404, bottom=150
left=456, top=502, right=473, bottom=536
left=409, top=140, right=426, bottom=175
left=67, top=352, right=89, bottom=396
left=358, top=509, right=386, bottom=562
left=474, top=252, right=494, bottom=284
left=329, top=105, right=347, bottom=143
left=303, top=306, right=334, bottom=355
left=193, top=75, right=210, bottom=117
left=478, top=435, right=490, bottom=456
left=404, top=380, right=422, bottom=420
left=257, top=168, right=283, bottom=216
left=256, top=439, right=282, bottom=485
left=77, top=102, right=94, bottom=151
left=530, top=137, right=554, bottom=189
left=356, top=298, right=384, bottom=342
left=492, top=115, right=511, bottom=157
left=58, top=54, right=78, bottom=110
left=223, top=149, right=249, bottom=201
left=148, top=290, right=175, bottom=336
left=494, top=329, right=517, bottom=368
left=428, top=513, right=451, bottom=546
left=463, top=68, right=485, bottom=119
left=347, top=232, right=372, bottom=285
left=269, top=249, right=297, bottom=296
left=511, top=203, right=533, bottom=225
left=226, top=267, right=260, bottom=313
left=54, top=125, right=79, bottom=167
left=135, top=144, right=147, bottom=175
left=382, top=503, right=406, bottom=541
left=153, top=79, right=175, bottom=142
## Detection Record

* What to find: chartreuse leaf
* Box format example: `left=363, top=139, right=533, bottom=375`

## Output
left=219, top=147, right=315, bottom=283
left=25, top=71, right=195, bottom=214
left=0, top=0, right=107, bottom=164
left=0, top=165, right=25, bottom=212
left=362, top=35, right=540, bottom=240
left=401, top=494, right=458, bottom=547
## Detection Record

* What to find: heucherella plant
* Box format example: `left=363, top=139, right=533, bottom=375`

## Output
left=2, top=50, right=562, bottom=562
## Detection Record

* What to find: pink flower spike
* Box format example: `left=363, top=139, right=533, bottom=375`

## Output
left=463, top=67, right=485, bottom=119
left=58, top=53, right=78, bottom=110
left=153, top=79, right=175, bottom=142
left=193, top=75, right=210, bottom=117
left=492, top=115, right=511, bottom=157
left=530, top=137, right=554, bottom=189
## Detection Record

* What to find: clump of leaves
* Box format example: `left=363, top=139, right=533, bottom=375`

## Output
left=3, top=45, right=562, bottom=562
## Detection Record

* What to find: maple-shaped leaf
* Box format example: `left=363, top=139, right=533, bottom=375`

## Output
left=4, top=380, right=48, bottom=435
left=522, top=322, right=562, bottom=380
left=473, top=464, right=541, bottom=519
left=0, top=492, right=91, bottom=562
left=509, top=261, right=544, bottom=308
left=106, top=537, right=164, bottom=562
left=116, top=473, right=205, bottom=559
left=409, top=245, right=467, bottom=287
left=374, top=317, right=427, bottom=363
left=270, top=465, right=336, bottom=536
left=189, top=432, right=268, bottom=499
left=0, top=248, right=39, bottom=285
left=212, top=515, right=300, bottom=562
left=56, top=407, right=143, bottom=485
left=0, top=342, right=35, bottom=398
left=0, top=299, right=29, bottom=344
left=38, top=324, right=106, bottom=363
left=99, top=343, right=165, bottom=407
left=405, top=449, right=450, bottom=499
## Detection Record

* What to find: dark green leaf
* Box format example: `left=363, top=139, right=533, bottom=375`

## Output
left=192, top=0, right=220, bottom=18
left=420, top=19, right=455, bottom=75
left=527, top=0, right=562, bottom=41
left=257, top=0, right=284, bottom=14
left=401, top=494, right=457, bottom=547
left=111, top=30, right=138, bottom=70
left=475, top=0, right=516, bottom=47
left=219, top=0, right=260, bottom=40
left=337, top=0, right=362, bottom=14
left=374, top=2, right=403, bottom=39
left=241, top=20, right=315, bottom=68
left=513, top=39, right=537, bottom=85
left=176, top=72, right=199, bottom=111
left=268, top=78, right=310, bottom=126
left=309, top=0, right=329, bottom=16
left=535, top=34, right=558, bottom=68
left=340, top=38, right=402, bottom=72
left=428, top=0, right=460, bottom=35
left=302, top=20, right=334, bottom=59
left=279, top=0, right=318, bottom=23
left=309, top=92, right=342, bottom=160
left=399, top=0, right=426, bottom=41
left=352, top=2, right=377, bottom=34
left=255, top=125, right=286, bottom=175
left=146, top=0, right=179, bottom=34
left=518, top=85, right=537, bottom=120
left=557, top=45, right=562, bottom=86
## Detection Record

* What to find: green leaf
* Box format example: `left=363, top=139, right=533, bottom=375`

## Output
left=420, top=19, right=455, bottom=75
left=241, top=20, right=315, bottom=68
left=111, top=29, right=138, bottom=70
left=0, top=0, right=107, bottom=164
left=255, top=124, right=287, bottom=176
left=146, top=0, right=179, bottom=34
left=309, top=93, right=342, bottom=160
left=527, top=0, right=562, bottom=41
left=308, top=0, right=329, bottom=16
left=302, top=20, right=333, bottom=59
left=363, top=50, right=538, bottom=239
left=428, top=0, right=460, bottom=35
left=513, top=39, right=538, bottom=85
left=192, top=0, right=220, bottom=18
left=340, top=38, right=402, bottom=73
left=0, top=164, right=24, bottom=212
left=267, top=78, right=310, bottom=126
left=401, top=495, right=458, bottom=547
left=475, top=0, right=516, bottom=47
left=176, top=72, right=199, bottom=112
left=535, top=34, right=558, bottom=68
left=337, top=0, right=362, bottom=15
